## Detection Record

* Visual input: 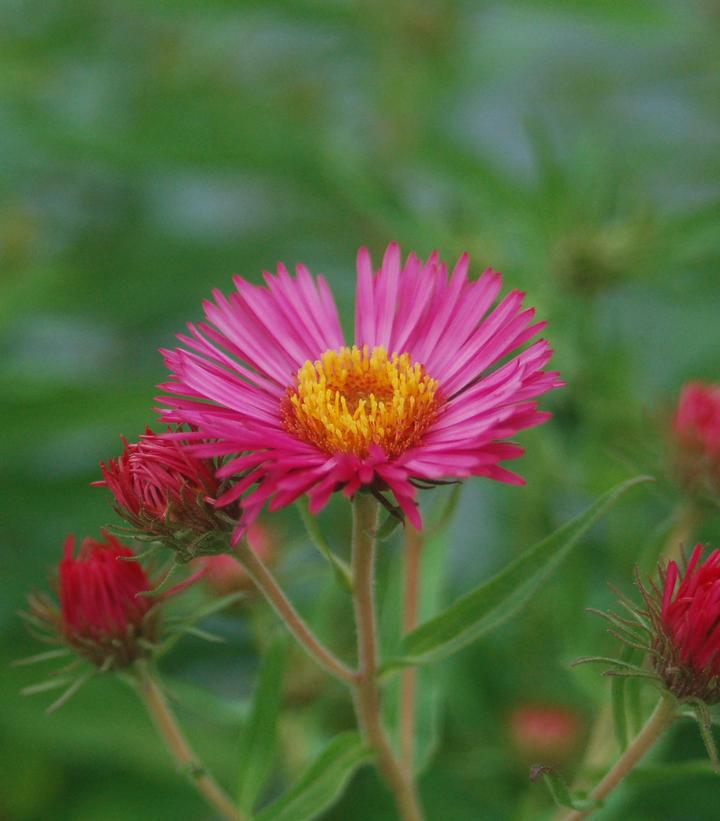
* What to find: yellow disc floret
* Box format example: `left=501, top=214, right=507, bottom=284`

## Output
left=283, top=345, right=442, bottom=458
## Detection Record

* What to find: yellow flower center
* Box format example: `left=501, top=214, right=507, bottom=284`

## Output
left=283, top=345, right=443, bottom=458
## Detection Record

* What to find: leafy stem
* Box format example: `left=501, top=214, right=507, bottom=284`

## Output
left=133, top=661, right=245, bottom=821
left=559, top=695, right=677, bottom=821
left=400, top=523, right=423, bottom=771
left=233, top=538, right=356, bottom=684
left=352, top=493, right=424, bottom=821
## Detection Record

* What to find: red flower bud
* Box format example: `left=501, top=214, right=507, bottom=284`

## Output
left=654, top=545, right=720, bottom=702
left=29, top=533, right=158, bottom=669
left=96, top=428, right=232, bottom=559
left=671, top=382, right=720, bottom=498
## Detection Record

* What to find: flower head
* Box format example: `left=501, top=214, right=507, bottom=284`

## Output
left=96, top=428, right=231, bottom=560
left=671, top=382, right=720, bottom=498
left=28, top=533, right=158, bottom=669
left=160, top=243, right=562, bottom=542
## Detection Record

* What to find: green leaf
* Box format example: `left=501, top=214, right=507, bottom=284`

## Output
left=530, top=764, right=601, bottom=811
left=376, top=511, right=403, bottom=541
left=256, top=732, right=372, bottom=821
left=611, top=644, right=641, bottom=751
left=385, top=476, right=653, bottom=669
left=236, top=635, right=287, bottom=812
left=297, top=497, right=353, bottom=592
left=628, top=759, right=720, bottom=785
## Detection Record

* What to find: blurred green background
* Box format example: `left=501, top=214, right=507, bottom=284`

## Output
left=2, top=1, right=720, bottom=819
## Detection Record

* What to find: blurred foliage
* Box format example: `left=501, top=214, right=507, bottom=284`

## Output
left=2, top=0, right=720, bottom=818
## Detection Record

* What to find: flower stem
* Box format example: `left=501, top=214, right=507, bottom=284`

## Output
left=660, top=501, right=700, bottom=564
left=352, top=493, right=424, bottom=821
left=134, top=662, right=245, bottom=821
left=233, top=539, right=356, bottom=685
left=559, top=695, right=676, bottom=821
left=400, top=523, right=423, bottom=771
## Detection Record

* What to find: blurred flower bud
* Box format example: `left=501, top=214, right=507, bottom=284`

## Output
left=196, top=522, right=274, bottom=596
left=96, top=428, right=235, bottom=560
left=508, top=703, right=581, bottom=763
left=670, top=382, right=720, bottom=499
left=28, top=533, right=158, bottom=670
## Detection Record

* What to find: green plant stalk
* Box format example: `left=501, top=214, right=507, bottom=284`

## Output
left=352, top=493, right=424, bottom=821
left=400, top=523, right=423, bottom=771
left=559, top=695, right=677, bottom=821
left=660, top=501, right=700, bottom=564
left=233, top=538, right=356, bottom=684
left=134, top=662, right=245, bottom=821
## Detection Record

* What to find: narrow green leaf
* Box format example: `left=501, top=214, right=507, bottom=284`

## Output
left=611, top=644, right=640, bottom=751
left=376, top=512, right=403, bottom=541
left=139, top=561, right=179, bottom=596
left=256, top=732, right=372, bottom=821
left=21, top=677, right=72, bottom=696
left=178, top=590, right=246, bottom=624
left=628, top=759, right=720, bottom=785
left=530, top=764, right=601, bottom=811
left=12, top=648, right=71, bottom=667
left=237, top=635, right=287, bottom=812
left=297, top=498, right=353, bottom=592
left=386, top=476, right=653, bottom=669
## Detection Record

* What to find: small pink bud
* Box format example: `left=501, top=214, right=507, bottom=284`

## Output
left=671, top=382, right=720, bottom=498
left=508, top=704, right=581, bottom=762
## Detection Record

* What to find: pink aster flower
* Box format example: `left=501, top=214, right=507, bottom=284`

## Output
left=160, top=243, right=562, bottom=543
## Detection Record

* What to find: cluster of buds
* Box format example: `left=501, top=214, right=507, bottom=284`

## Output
left=95, top=428, right=236, bottom=562
left=26, top=533, right=159, bottom=671
left=670, top=381, right=720, bottom=501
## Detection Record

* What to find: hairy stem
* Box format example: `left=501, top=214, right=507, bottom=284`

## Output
left=400, top=523, right=423, bottom=771
left=560, top=695, right=676, bottom=821
left=233, top=539, right=355, bottom=685
left=135, top=662, right=244, bottom=821
left=352, top=493, right=424, bottom=821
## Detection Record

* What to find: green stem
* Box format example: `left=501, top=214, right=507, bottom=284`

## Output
left=660, top=501, right=700, bottom=564
left=134, top=662, right=245, bottom=821
left=400, top=524, right=423, bottom=771
left=233, top=539, right=356, bottom=685
left=559, top=695, right=676, bottom=821
left=352, top=493, right=424, bottom=821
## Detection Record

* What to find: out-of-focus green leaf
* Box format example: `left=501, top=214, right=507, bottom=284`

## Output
left=236, top=635, right=287, bottom=812
left=628, top=759, right=720, bottom=785
left=611, top=644, right=642, bottom=751
left=256, top=732, right=372, bottom=821
left=384, top=476, right=653, bottom=669
left=297, top=497, right=353, bottom=592
left=530, top=764, right=601, bottom=811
